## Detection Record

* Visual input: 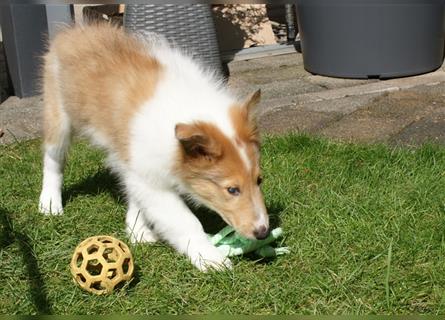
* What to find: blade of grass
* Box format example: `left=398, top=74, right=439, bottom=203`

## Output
left=385, top=239, right=393, bottom=310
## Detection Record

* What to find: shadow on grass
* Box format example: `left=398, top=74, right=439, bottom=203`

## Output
left=0, top=207, right=52, bottom=314
left=119, top=263, right=141, bottom=294
left=63, top=169, right=124, bottom=207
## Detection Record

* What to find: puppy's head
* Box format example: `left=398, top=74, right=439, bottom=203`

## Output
left=174, top=90, right=269, bottom=240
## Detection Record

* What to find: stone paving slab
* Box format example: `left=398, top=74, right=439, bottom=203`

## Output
left=261, top=82, right=445, bottom=145
left=316, top=83, right=445, bottom=144
left=258, top=108, right=341, bottom=135
left=260, top=70, right=445, bottom=114
left=262, top=92, right=382, bottom=117
left=391, top=107, right=445, bottom=146
left=0, top=95, right=42, bottom=145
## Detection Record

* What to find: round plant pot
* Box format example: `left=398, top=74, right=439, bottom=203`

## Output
left=124, top=4, right=223, bottom=75
left=296, top=0, right=445, bottom=79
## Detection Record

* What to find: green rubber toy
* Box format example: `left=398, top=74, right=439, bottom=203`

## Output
left=208, top=226, right=290, bottom=258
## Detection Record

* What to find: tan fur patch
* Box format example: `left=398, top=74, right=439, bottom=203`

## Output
left=43, top=23, right=162, bottom=160
left=43, top=51, right=65, bottom=146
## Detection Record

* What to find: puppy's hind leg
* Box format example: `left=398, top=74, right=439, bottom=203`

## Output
left=39, top=59, right=71, bottom=215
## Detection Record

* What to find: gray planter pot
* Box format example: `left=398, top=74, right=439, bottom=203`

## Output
left=296, top=0, right=445, bottom=79
left=124, top=4, right=223, bottom=76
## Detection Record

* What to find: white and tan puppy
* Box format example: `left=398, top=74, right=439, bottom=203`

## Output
left=39, top=24, right=269, bottom=271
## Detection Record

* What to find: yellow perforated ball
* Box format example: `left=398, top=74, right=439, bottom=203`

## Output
left=70, top=235, right=134, bottom=295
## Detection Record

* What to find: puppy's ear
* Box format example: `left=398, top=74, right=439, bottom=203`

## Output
left=175, top=123, right=222, bottom=160
left=243, top=89, right=261, bottom=118
left=240, top=90, right=261, bottom=144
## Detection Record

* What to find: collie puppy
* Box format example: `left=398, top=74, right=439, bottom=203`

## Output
left=39, top=24, right=269, bottom=271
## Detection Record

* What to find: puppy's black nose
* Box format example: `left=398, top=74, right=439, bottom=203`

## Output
left=253, top=226, right=270, bottom=240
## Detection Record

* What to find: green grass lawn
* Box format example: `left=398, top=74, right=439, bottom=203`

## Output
left=1, top=135, right=444, bottom=314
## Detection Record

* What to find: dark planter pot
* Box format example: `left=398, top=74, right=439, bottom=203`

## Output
left=296, top=0, right=445, bottom=79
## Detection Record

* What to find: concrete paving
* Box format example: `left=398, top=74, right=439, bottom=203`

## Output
left=227, top=53, right=445, bottom=147
left=0, top=95, right=43, bottom=144
left=1, top=51, right=445, bottom=147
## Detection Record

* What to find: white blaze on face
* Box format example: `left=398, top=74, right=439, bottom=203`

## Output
left=252, top=190, right=269, bottom=229
left=235, top=140, right=269, bottom=230
left=236, top=141, right=252, bottom=172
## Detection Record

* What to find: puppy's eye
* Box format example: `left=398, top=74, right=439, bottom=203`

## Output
left=257, top=176, right=263, bottom=185
left=227, top=187, right=240, bottom=196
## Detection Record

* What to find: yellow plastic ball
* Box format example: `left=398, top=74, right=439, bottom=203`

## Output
left=70, top=235, right=134, bottom=295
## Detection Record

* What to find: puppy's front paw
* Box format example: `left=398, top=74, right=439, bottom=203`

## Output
left=189, top=244, right=232, bottom=272
left=39, top=191, right=63, bottom=215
